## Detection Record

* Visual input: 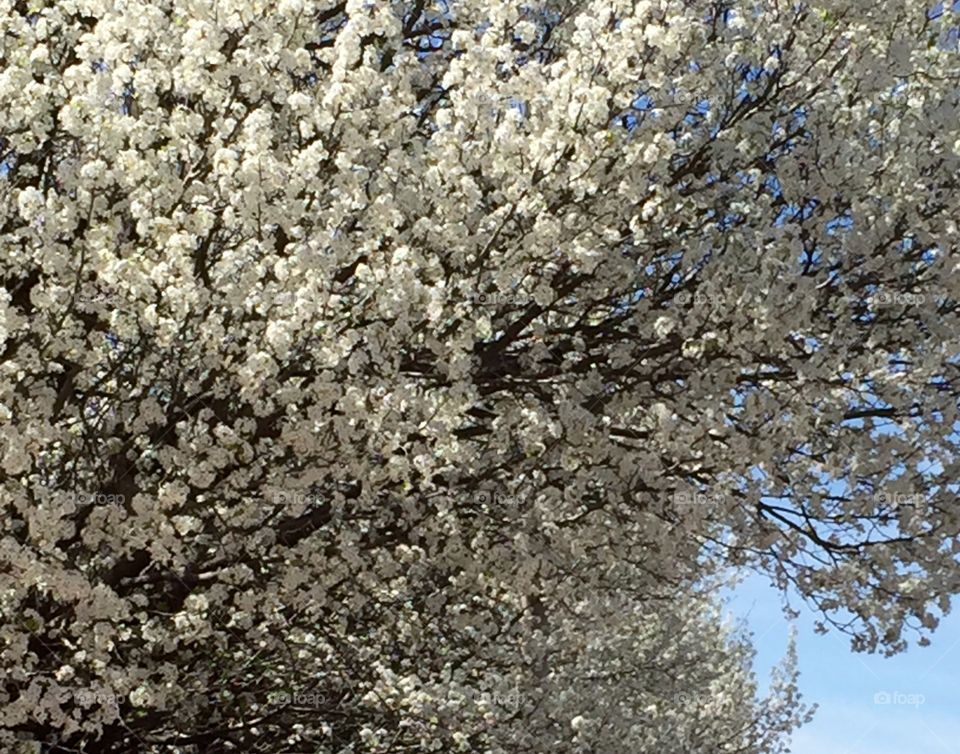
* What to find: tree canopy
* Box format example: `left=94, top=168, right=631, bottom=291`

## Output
left=1, top=0, right=958, bottom=751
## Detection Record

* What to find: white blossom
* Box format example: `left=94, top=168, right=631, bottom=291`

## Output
left=0, top=0, right=955, bottom=750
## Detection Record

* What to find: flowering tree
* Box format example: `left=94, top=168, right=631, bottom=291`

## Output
left=1, top=0, right=958, bottom=750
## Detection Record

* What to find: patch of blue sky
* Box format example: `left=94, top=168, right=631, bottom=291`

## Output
left=928, top=0, right=960, bottom=20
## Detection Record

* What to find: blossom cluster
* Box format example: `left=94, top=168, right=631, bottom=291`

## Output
left=1, top=0, right=957, bottom=750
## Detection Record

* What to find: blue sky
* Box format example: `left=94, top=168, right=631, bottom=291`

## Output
left=727, top=572, right=960, bottom=754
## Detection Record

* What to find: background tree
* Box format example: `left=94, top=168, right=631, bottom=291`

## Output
left=0, top=0, right=957, bottom=750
